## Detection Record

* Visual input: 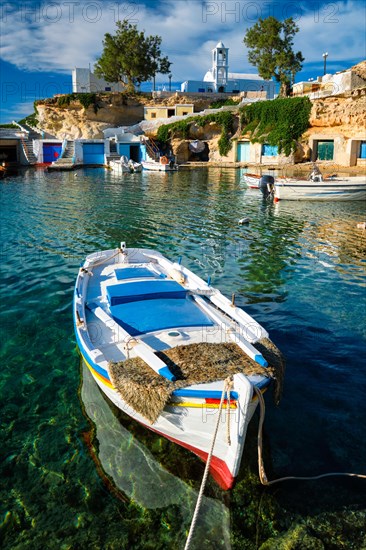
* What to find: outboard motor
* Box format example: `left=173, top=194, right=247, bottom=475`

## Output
left=259, top=175, right=275, bottom=198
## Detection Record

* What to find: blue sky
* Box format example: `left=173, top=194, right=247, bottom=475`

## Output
left=1, top=0, right=365, bottom=123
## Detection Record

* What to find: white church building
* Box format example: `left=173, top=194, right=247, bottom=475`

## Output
left=181, top=41, right=275, bottom=98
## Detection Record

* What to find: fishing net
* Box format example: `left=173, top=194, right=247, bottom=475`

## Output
left=109, top=339, right=285, bottom=424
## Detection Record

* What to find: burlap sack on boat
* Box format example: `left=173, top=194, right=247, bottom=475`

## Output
left=109, top=339, right=285, bottom=424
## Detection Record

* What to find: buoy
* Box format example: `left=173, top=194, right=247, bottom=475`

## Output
left=238, top=217, right=250, bottom=224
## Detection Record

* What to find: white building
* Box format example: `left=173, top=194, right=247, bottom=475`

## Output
left=181, top=41, right=275, bottom=98
left=72, top=68, right=125, bottom=93
left=293, top=66, right=366, bottom=99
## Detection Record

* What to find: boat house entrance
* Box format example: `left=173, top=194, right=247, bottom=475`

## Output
left=316, top=140, right=334, bottom=161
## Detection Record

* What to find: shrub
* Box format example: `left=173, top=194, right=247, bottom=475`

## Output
left=157, top=111, right=235, bottom=157
left=240, top=97, right=312, bottom=156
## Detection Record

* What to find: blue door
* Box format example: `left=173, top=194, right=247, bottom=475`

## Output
left=237, top=142, right=250, bottom=162
left=118, top=144, right=131, bottom=158
left=262, top=144, right=278, bottom=156
left=43, top=143, right=62, bottom=163
left=359, top=141, right=366, bottom=158
left=317, top=141, right=334, bottom=161
left=83, top=143, right=105, bottom=165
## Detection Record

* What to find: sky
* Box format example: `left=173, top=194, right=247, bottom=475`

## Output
left=0, top=0, right=365, bottom=123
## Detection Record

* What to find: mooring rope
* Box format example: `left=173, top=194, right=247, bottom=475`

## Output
left=184, top=376, right=233, bottom=550
left=226, top=378, right=233, bottom=446
left=253, top=386, right=366, bottom=485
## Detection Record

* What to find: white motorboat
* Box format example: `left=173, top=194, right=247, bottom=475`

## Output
left=274, top=174, right=366, bottom=201
left=142, top=156, right=178, bottom=171
left=109, top=156, right=142, bottom=173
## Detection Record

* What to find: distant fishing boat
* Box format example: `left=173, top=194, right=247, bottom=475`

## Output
left=243, top=173, right=275, bottom=198
left=274, top=174, right=366, bottom=201
left=241, top=173, right=262, bottom=188
left=142, top=156, right=178, bottom=171
left=109, top=156, right=142, bottom=173
left=73, top=244, right=283, bottom=490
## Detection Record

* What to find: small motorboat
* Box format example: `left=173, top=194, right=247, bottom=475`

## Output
left=73, top=244, right=283, bottom=490
left=109, top=156, right=142, bottom=173
left=142, top=155, right=178, bottom=171
left=243, top=173, right=275, bottom=198
left=128, top=159, right=143, bottom=173
left=274, top=170, right=366, bottom=201
left=241, top=173, right=262, bottom=188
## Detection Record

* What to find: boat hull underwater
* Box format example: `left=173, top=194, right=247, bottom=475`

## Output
left=73, top=245, right=282, bottom=489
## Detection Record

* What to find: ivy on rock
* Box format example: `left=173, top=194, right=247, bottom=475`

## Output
left=156, top=111, right=235, bottom=157
left=240, top=97, right=312, bottom=156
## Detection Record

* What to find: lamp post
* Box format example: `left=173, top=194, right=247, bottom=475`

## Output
left=168, top=73, right=172, bottom=92
left=322, top=52, right=328, bottom=75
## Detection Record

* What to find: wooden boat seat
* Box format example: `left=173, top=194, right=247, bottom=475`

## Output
left=110, top=297, right=214, bottom=335
left=106, top=279, right=187, bottom=306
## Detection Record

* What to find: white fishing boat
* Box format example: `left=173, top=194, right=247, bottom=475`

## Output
left=274, top=174, right=366, bottom=201
left=242, top=173, right=275, bottom=198
left=109, top=156, right=142, bottom=173
left=241, top=173, right=261, bottom=188
left=73, top=244, right=283, bottom=489
left=142, top=156, right=178, bottom=171
left=128, top=159, right=143, bottom=173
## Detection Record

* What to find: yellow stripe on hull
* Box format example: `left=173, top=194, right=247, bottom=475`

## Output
left=169, top=402, right=237, bottom=409
left=81, top=352, right=115, bottom=389
left=80, top=349, right=264, bottom=407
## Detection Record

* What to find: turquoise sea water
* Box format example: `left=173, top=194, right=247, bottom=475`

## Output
left=1, top=167, right=365, bottom=549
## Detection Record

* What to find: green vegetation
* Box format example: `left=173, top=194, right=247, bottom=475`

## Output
left=0, top=123, right=18, bottom=128
left=156, top=119, right=192, bottom=143
left=56, top=93, right=100, bottom=113
left=18, top=101, right=39, bottom=127
left=209, top=98, right=240, bottom=109
left=94, top=20, right=171, bottom=92
left=240, top=96, right=312, bottom=155
left=243, top=17, right=304, bottom=96
left=157, top=111, right=235, bottom=157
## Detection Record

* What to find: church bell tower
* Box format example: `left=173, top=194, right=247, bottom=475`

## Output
left=212, top=41, right=229, bottom=92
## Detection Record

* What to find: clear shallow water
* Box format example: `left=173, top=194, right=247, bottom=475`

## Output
left=1, top=167, right=365, bottom=549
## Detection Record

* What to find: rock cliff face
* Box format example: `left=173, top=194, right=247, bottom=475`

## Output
left=35, top=93, right=216, bottom=140
left=37, top=95, right=145, bottom=139
left=307, top=88, right=366, bottom=137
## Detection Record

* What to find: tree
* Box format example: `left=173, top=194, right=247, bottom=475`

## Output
left=94, top=20, right=171, bottom=93
left=243, top=17, right=304, bottom=97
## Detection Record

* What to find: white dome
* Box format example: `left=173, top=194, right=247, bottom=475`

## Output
left=203, top=70, right=214, bottom=82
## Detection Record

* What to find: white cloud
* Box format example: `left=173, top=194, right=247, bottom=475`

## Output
left=0, top=0, right=365, bottom=82
left=0, top=101, right=35, bottom=119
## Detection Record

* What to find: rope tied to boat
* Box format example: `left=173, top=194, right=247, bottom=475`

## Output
left=226, top=377, right=234, bottom=446
left=253, top=386, right=366, bottom=486
left=184, top=375, right=233, bottom=550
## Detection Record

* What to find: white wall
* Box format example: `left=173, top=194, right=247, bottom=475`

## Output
left=72, top=68, right=124, bottom=93
left=181, top=78, right=275, bottom=98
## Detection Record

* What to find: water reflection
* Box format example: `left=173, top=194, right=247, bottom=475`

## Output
left=80, top=362, right=231, bottom=549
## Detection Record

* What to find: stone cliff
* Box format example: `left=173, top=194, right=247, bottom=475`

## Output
left=307, top=88, right=366, bottom=137
left=35, top=93, right=217, bottom=140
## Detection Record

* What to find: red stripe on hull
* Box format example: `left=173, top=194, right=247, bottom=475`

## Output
left=148, top=425, right=235, bottom=490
